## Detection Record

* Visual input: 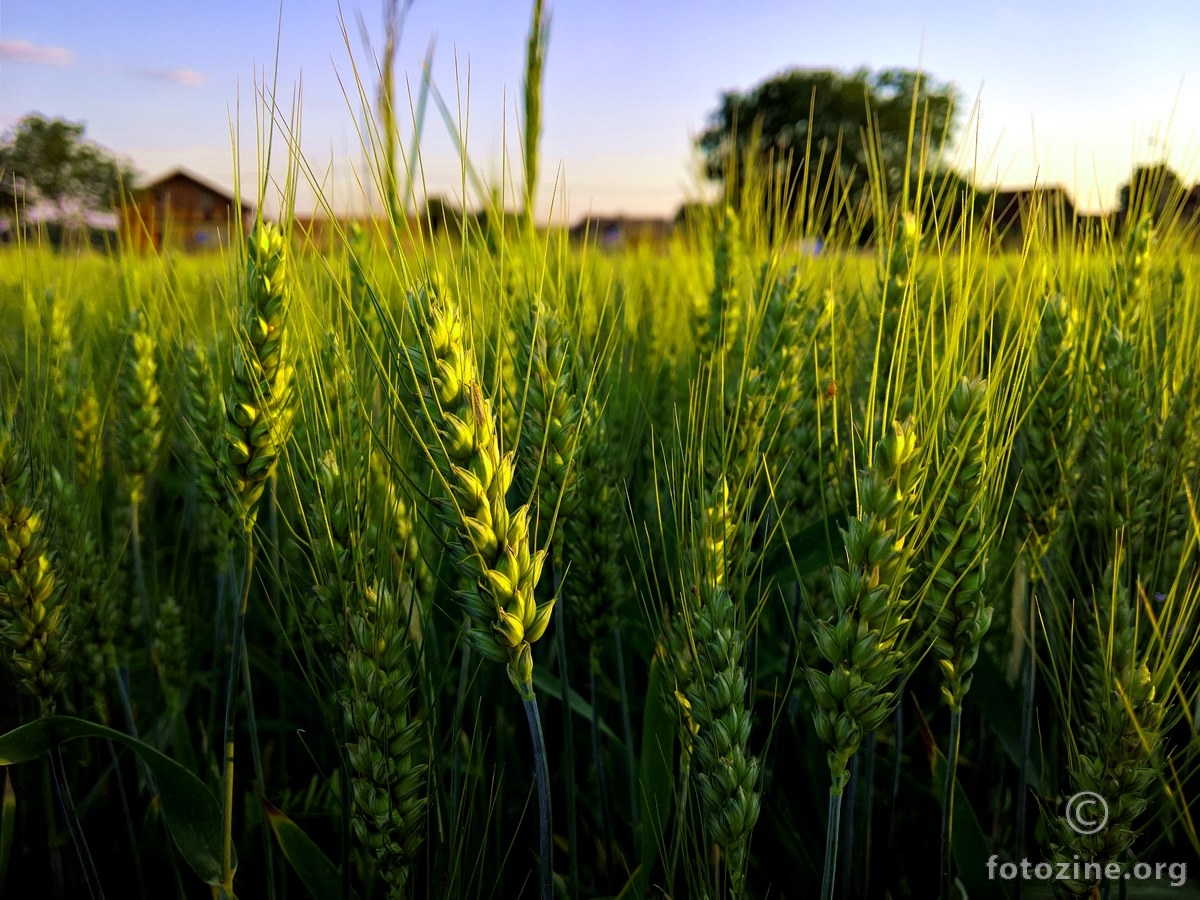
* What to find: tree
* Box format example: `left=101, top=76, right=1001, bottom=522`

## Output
left=674, top=200, right=715, bottom=232
left=421, top=194, right=463, bottom=236
left=0, top=114, right=135, bottom=224
left=1117, top=163, right=1185, bottom=226
left=919, top=167, right=990, bottom=238
left=696, top=68, right=958, bottom=235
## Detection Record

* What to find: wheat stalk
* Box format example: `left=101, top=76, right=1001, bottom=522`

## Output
left=307, top=450, right=427, bottom=897
left=398, top=281, right=555, bottom=900
left=1048, top=555, right=1166, bottom=895
left=0, top=421, right=71, bottom=715
left=216, top=219, right=298, bottom=899
left=807, top=421, right=922, bottom=900
left=220, top=222, right=296, bottom=533
left=402, top=284, right=554, bottom=695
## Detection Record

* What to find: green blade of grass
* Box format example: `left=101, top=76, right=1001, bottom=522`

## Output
left=0, top=770, right=14, bottom=894
left=915, top=698, right=1010, bottom=900
left=532, top=666, right=624, bottom=749
left=0, top=715, right=228, bottom=886
left=422, top=68, right=489, bottom=203
left=263, top=798, right=362, bottom=900
left=973, top=651, right=1046, bottom=795
left=759, top=505, right=849, bottom=585
left=615, top=650, right=676, bottom=900
left=404, top=37, right=436, bottom=216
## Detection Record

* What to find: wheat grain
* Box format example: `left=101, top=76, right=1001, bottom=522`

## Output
left=116, top=308, right=162, bottom=509
left=402, top=283, right=554, bottom=698
left=922, top=377, right=992, bottom=711
left=1049, top=556, right=1165, bottom=894
left=0, top=422, right=71, bottom=714
left=808, top=422, right=923, bottom=792
left=307, top=450, right=427, bottom=896
left=220, top=221, right=296, bottom=532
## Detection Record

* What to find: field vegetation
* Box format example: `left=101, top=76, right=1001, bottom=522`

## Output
left=1, top=5, right=1199, bottom=900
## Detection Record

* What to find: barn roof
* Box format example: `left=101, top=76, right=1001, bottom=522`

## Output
left=137, top=167, right=254, bottom=211
left=991, top=185, right=1075, bottom=208
left=988, top=185, right=1075, bottom=229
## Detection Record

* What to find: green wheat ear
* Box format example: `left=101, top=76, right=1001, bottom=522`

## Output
left=683, top=583, right=761, bottom=899
left=1138, top=374, right=1196, bottom=592
left=52, top=471, right=118, bottom=720
left=220, top=221, right=296, bottom=532
left=664, top=472, right=761, bottom=898
left=181, top=342, right=234, bottom=563
left=566, top=412, right=628, bottom=659
left=1016, top=293, right=1081, bottom=583
left=306, top=450, right=427, bottom=896
left=0, top=422, right=71, bottom=714
left=402, top=284, right=554, bottom=698
left=808, top=420, right=922, bottom=792
left=42, top=291, right=77, bottom=471
left=1049, top=556, right=1166, bottom=895
left=515, top=302, right=584, bottom=538
left=71, top=386, right=104, bottom=489
left=922, top=377, right=992, bottom=711
left=116, top=307, right=162, bottom=509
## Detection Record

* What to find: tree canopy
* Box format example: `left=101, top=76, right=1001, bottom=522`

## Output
left=1118, top=163, right=1187, bottom=224
left=696, top=67, right=958, bottom=234
left=0, top=114, right=135, bottom=221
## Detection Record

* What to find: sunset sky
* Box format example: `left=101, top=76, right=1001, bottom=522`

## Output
left=2, top=0, right=1198, bottom=222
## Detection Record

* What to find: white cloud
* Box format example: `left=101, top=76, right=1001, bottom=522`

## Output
left=139, top=68, right=206, bottom=86
left=0, top=39, right=74, bottom=67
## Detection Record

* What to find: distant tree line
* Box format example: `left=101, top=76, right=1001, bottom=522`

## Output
left=1, top=113, right=136, bottom=247
left=694, top=66, right=1199, bottom=243
left=3, top=101, right=1195, bottom=253
left=695, top=67, right=958, bottom=241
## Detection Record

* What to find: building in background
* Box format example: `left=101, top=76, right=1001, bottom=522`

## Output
left=293, top=213, right=408, bottom=251
left=568, top=215, right=674, bottom=250
left=1183, top=185, right=1200, bottom=229
left=121, top=168, right=254, bottom=252
left=987, top=186, right=1077, bottom=248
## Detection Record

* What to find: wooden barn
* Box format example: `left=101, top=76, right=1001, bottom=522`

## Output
left=987, top=186, right=1076, bottom=248
left=292, top=213, right=410, bottom=252
left=568, top=215, right=673, bottom=250
left=122, top=168, right=254, bottom=252
left=1183, top=184, right=1200, bottom=229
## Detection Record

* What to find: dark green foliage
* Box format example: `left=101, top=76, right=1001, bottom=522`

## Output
left=697, top=67, right=958, bottom=230
left=0, top=114, right=135, bottom=221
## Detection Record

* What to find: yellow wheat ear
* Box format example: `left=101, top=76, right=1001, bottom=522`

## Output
left=221, top=220, right=296, bottom=532
left=401, top=285, right=555, bottom=699
left=0, top=422, right=71, bottom=715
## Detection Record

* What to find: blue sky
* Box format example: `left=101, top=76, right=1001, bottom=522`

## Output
left=2, top=0, right=1198, bottom=221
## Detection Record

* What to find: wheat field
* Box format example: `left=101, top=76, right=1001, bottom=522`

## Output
left=1, top=12, right=1199, bottom=900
